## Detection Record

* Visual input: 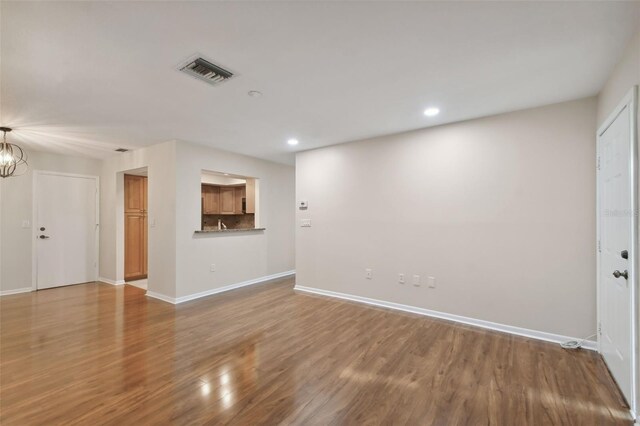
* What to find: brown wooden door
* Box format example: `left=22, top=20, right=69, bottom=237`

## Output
left=202, top=185, right=220, bottom=214
left=125, top=175, right=146, bottom=213
left=125, top=175, right=148, bottom=281
left=220, top=187, right=235, bottom=214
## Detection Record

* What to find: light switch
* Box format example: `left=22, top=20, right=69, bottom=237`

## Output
left=21, top=220, right=31, bottom=228
left=301, top=219, right=311, bottom=227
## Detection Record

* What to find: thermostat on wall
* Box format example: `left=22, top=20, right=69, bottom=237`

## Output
left=298, top=200, right=308, bottom=210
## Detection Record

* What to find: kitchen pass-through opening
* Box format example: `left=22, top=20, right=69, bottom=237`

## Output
left=201, top=170, right=258, bottom=231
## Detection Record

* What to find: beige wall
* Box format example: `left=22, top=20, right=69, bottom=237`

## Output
left=597, top=30, right=639, bottom=126
left=174, top=141, right=295, bottom=299
left=0, top=150, right=101, bottom=292
left=98, top=139, right=295, bottom=300
left=296, top=97, right=597, bottom=339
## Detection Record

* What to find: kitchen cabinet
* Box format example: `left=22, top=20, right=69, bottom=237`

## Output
left=202, top=183, right=250, bottom=215
left=234, top=186, right=245, bottom=214
left=202, top=184, right=220, bottom=214
left=220, top=187, right=235, bottom=214
left=125, top=174, right=147, bottom=280
left=125, top=174, right=146, bottom=213
left=125, top=213, right=147, bottom=280
left=245, top=178, right=256, bottom=214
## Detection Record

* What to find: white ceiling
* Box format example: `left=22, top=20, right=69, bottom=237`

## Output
left=1, top=1, right=639, bottom=164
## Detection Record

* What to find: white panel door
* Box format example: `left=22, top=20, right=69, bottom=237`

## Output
left=35, top=173, right=98, bottom=290
left=598, top=102, right=634, bottom=408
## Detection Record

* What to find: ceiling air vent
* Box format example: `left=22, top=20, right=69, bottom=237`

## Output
left=179, top=56, right=234, bottom=86
left=115, top=148, right=129, bottom=153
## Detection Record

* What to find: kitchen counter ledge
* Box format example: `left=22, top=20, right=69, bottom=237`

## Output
left=195, top=227, right=266, bottom=234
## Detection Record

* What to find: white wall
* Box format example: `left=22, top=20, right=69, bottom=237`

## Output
left=99, top=140, right=177, bottom=298
left=0, top=150, right=101, bottom=292
left=296, top=97, right=597, bottom=339
left=175, top=141, right=295, bottom=299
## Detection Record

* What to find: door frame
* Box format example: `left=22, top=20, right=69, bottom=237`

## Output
left=596, top=86, right=638, bottom=417
left=31, top=170, right=100, bottom=291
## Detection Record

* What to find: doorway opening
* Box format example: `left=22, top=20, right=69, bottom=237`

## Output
left=200, top=170, right=258, bottom=231
left=124, top=168, right=148, bottom=290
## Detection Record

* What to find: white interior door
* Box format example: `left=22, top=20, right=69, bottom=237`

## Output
left=35, top=172, right=98, bottom=290
left=598, top=91, right=636, bottom=411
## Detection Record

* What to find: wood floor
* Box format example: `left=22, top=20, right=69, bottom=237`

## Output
left=0, top=278, right=631, bottom=425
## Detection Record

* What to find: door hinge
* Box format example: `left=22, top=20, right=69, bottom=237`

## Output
left=598, top=322, right=602, bottom=335
left=598, top=240, right=601, bottom=253
left=597, top=156, right=601, bottom=171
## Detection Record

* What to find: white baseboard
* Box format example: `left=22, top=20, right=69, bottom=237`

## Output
left=0, top=287, right=33, bottom=296
left=98, top=277, right=126, bottom=286
left=147, top=270, right=296, bottom=305
left=146, top=291, right=176, bottom=304
left=294, top=285, right=597, bottom=351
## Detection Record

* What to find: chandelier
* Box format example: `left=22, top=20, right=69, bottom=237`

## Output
left=0, top=127, right=28, bottom=178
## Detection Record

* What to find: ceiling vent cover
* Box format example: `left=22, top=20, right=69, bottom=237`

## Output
left=179, top=56, right=234, bottom=86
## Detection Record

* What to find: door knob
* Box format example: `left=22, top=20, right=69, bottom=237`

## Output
left=39, top=235, right=50, bottom=239
left=613, top=270, right=628, bottom=280
left=621, top=250, right=629, bottom=259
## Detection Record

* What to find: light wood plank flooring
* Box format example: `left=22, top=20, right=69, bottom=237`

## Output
left=0, top=278, right=631, bottom=425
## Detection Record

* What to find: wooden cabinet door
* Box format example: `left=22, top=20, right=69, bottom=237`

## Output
left=142, top=215, right=148, bottom=276
left=143, top=177, right=148, bottom=212
left=245, top=179, right=256, bottom=214
left=125, top=214, right=146, bottom=280
left=125, top=175, right=146, bottom=212
left=234, top=186, right=245, bottom=213
left=220, top=187, right=235, bottom=214
left=125, top=174, right=148, bottom=280
left=202, top=185, right=220, bottom=214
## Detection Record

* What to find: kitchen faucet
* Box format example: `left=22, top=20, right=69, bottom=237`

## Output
left=217, top=219, right=227, bottom=230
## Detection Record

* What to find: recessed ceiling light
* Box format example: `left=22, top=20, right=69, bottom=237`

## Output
left=287, top=138, right=299, bottom=146
left=223, top=173, right=229, bottom=176
left=424, top=107, right=440, bottom=117
left=248, top=90, right=263, bottom=98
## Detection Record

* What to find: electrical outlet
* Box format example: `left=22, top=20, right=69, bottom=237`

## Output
left=412, top=275, right=421, bottom=287
left=365, top=268, right=373, bottom=280
left=301, top=219, right=311, bottom=227
left=210, top=264, right=216, bottom=272
left=428, top=276, right=436, bottom=288
left=398, top=273, right=405, bottom=284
